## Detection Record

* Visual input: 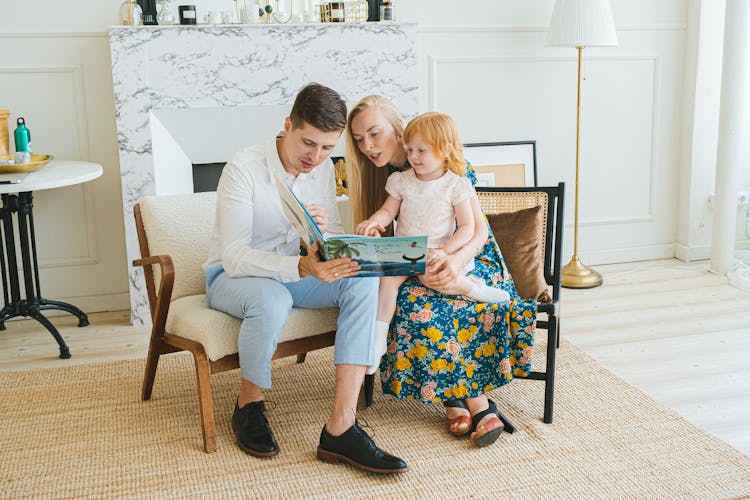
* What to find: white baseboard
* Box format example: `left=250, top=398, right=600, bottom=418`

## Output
left=674, top=243, right=705, bottom=262
left=14, top=292, right=132, bottom=319
left=673, top=240, right=750, bottom=262
left=564, top=244, right=675, bottom=266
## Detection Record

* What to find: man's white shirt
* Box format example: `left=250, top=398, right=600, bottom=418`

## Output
left=204, top=139, right=344, bottom=282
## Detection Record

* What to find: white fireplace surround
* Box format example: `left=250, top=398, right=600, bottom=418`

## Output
left=109, top=24, right=418, bottom=324
left=150, top=105, right=306, bottom=195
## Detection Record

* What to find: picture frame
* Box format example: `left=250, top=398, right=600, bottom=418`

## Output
left=463, top=141, right=538, bottom=188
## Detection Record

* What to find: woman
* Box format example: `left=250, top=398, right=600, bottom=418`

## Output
left=346, top=96, right=537, bottom=447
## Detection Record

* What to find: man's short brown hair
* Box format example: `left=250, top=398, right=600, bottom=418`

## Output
left=289, top=83, right=347, bottom=132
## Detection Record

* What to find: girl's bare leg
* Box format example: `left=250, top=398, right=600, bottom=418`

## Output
left=368, top=276, right=408, bottom=375
left=377, top=276, right=408, bottom=322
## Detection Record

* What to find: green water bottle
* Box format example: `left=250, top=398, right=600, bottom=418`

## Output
left=14, top=117, right=32, bottom=153
left=13, top=117, right=32, bottom=163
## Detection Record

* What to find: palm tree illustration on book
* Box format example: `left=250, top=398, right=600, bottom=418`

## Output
left=327, top=240, right=362, bottom=259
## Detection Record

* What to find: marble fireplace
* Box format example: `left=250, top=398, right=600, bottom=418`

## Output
left=109, top=23, right=417, bottom=324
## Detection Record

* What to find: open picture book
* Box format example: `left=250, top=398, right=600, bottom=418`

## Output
left=274, top=171, right=428, bottom=277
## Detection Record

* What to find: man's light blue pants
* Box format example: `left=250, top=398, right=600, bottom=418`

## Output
left=206, top=267, right=378, bottom=389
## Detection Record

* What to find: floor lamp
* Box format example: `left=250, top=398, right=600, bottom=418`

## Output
left=546, top=0, right=618, bottom=288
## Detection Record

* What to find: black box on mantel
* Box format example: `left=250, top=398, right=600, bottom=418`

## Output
left=138, top=0, right=158, bottom=24
left=368, top=0, right=380, bottom=21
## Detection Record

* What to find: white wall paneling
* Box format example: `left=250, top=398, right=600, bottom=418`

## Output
left=0, top=33, right=129, bottom=312
left=425, top=42, right=676, bottom=264
left=0, top=65, right=99, bottom=269
left=430, top=54, right=659, bottom=224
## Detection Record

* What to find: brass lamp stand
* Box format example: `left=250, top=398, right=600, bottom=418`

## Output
left=561, top=46, right=603, bottom=288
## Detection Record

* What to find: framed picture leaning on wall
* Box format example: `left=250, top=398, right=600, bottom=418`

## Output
left=463, top=141, right=538, bottom=188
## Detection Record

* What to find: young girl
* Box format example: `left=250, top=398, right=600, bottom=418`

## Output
left=355, top=112, right=509, bottom=374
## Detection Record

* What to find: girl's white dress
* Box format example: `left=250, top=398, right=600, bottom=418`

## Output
left=385, top=168, right=474, bottom=249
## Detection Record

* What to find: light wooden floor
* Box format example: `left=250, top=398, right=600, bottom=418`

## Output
left=1, top=259, right=748, bottom=457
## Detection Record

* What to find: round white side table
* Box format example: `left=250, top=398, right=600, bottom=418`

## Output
left=0, top=159, right=103, bottom=358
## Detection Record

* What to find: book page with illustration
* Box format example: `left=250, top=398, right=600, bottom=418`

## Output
left=274, top=172, right=428, bottom=277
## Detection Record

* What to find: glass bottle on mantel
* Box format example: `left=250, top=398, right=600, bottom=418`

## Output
left=380, top=0, right=393, bottom=21
left=329, top=2, right=345, bottom=22
left=156, top=0, right=176, bottom=25
left=345, top=0, right=367, bottom=22
left=120, top=0, right=144, bottom=25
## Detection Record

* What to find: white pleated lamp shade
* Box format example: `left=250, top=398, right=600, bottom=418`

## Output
left=546, top=0, right=618, bottom=47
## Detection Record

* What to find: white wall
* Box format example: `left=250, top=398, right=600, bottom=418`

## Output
left=0, top=0, right=745, bottom=313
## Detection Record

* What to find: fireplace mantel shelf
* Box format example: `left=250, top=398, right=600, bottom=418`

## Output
left=110, top=22, right=415, bottom=29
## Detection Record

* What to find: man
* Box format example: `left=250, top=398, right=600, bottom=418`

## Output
left=203, top=83, right=408, bottom=474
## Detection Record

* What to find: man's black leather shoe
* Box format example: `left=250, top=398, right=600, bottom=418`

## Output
left=317, top=421, right=408, bottom=474
left=232, top=401, right=279, bottom=457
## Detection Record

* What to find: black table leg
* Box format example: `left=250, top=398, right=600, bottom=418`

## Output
left=29, top=309, right=71, bottom=359
left=0, top=192, right=89, bottom=358
left=38, top=299, right=89, bottom=327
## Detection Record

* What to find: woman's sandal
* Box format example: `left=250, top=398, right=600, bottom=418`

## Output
left=443, top=399, right=472, bottom=437
left=470, top=399, right=506, bottom=447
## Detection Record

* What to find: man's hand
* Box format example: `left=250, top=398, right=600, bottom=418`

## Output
left=305, top=204, right=329, bottom=234
left=299, top=242, right=361, bottom=282
left=355, top=219, right=386, bottom=237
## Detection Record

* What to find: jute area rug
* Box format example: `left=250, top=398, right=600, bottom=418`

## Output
left=2, top=341, right=749, bottom=499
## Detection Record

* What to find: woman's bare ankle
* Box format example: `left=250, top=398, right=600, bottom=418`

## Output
left=464, top=395, right=489, bottom=415
left=445, top=406, right=470, bottom=418
left=466, top=395, right=499, bottom=429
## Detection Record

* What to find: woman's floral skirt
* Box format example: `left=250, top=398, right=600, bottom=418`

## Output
left=380, top=228, right=538, bottom=403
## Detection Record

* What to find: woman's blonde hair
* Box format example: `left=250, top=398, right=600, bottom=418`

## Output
left=402, top=112, right=466, bottom=176
left=345, top=95, right=404, bottom=226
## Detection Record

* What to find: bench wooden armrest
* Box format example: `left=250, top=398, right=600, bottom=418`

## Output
left=132, top=254, right=175, bottom=332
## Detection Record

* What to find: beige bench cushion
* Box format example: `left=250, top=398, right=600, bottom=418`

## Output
left=165, top=295, right=339, bottom=361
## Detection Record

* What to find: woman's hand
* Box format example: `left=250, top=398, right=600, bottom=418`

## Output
left=355, top=219, right=385, bottom=237
left=305, top=204, right=329, bottom=234
left=427, top=248, right=448, bottom=267
left=298, top=243, right=361, bottom=282
left=421, top=252, right=468, bottom=295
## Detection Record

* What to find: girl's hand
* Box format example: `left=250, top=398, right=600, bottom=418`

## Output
left=355, top=219, right=386, bottom=237
left=427, top=248, right=448, bottom=266
left=305, top=204, right=329, bottom=234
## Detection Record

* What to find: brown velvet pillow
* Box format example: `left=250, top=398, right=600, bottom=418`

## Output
left=486, top=205, right=552, bottom=303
